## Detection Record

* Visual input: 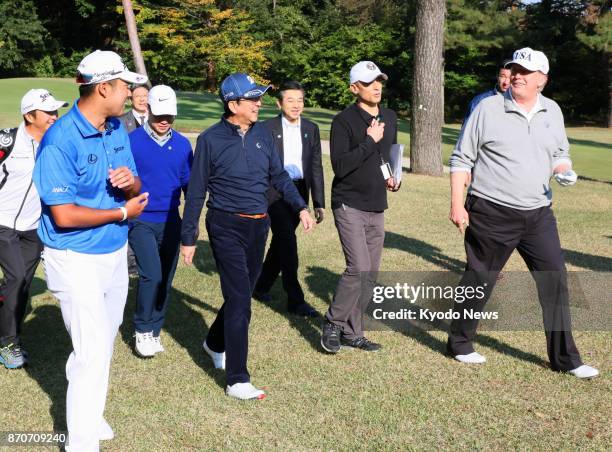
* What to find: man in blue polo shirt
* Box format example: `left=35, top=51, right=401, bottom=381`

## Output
left=180, top=73, right=315, bottom=400
left=33, top=50, right=149, bottom=451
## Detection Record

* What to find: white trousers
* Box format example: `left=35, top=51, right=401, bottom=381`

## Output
left=43, top=244, right=128, bottom=452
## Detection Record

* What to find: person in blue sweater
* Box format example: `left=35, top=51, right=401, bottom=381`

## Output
left=128, top=85, right=193, bottom=358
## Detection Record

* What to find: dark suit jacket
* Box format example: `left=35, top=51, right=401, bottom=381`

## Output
left=264, top=115, right=325, bottom=209
left=118, top=110, right=144, bottom=133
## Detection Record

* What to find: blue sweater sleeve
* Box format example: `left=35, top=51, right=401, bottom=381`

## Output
left=181, top=134, right=209, bottom=246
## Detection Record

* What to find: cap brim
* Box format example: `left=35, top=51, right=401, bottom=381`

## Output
left=150, top=104, right=177, bottom=116
left=117, top=71, right=148, bottom=85
left=505, top=60, right=540, bottom=72
left=351, top=72, right=389, bottom=84
left=23, top=100, right=69, bottom=114
left=242, top=85, right=271, bottom=99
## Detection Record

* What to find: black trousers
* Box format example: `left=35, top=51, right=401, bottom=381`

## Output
left=447, top=196, right=583, bottom=371
left=0, top=226, right=43, bottom=346
left=255, top=193, right=304, bottom=307
left=205, top=209, right=269, bottom=386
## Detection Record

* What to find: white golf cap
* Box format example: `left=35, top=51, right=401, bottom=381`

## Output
left=148, top=85, right=177, bottom=116
left=20, top=89, right=68, bottom=114
left=505, top=47, right=549, bottom=75
left=76, top=50, right=148, bottom=85
left=349, top=61, right=388, bottom=84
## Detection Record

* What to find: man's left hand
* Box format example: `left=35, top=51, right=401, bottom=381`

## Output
left=109, top=166, right=135, bottom=190
left=299, top=209, right=316, bottom=233
left=386, top=177, right=401, bottom=192
left=314, top=208, right=325, bottom=224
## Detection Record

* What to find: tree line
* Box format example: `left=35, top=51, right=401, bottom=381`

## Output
left=0, top=0, right=609, bottom=125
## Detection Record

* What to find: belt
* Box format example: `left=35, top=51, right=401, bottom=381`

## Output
left=235, top=213, right=268, bottom=219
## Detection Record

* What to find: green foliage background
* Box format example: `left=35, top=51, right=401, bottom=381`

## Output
left=0, top=0, right=609, bottom=123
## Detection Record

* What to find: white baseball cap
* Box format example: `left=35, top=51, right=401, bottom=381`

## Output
left=20, top=89, right=68, bottom=114
left=76, top=50, right=148, bottom=85
left=349, top=61, right=388, bottom=84
left=505, top=47, right=549, bottom=75
left=148, top=85, right=177, bottom=116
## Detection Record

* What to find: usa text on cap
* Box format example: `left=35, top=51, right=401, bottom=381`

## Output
left=148, top=85, right=177, bottom=116
left=505, top=47, right=549, bottom=75
left=350, top=61, right=388, bottom=84
left=21, top=89, right=69, bottom=115
left=219, top=73, right=271, bottom=102
left=76, top=50, right=148, bottom=85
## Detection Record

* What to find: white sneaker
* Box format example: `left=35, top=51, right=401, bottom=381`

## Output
left=99, top=418, right=114, bottom=441
left=454, top=352, right=487, bottom=364
left=226, top=382, right=265, bottom=400
left=569, top=364, right=599, bottom=379
left=152, top=335, right=164, bottom=354
left=135, top=331, right=155, bottom=358
left=203, top=340, right=225, bottom=369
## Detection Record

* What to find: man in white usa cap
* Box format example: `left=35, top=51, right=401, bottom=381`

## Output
left=447, top=47, right=598, bottom=379
left=33, top=50, right=149, bottom=450
left=0, top=89, right=67, bottom=370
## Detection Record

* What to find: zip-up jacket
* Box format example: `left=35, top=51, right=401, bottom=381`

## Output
left=181, top=117, right=307, bottom=246
left=450, top=90, right=572, bottom=210
left=0, top=122, right=41, bottom=231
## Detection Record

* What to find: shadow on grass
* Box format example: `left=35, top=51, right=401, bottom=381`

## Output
left=577, top=175, right=612, bottom=185
left=22, top=303, right=70, bottom=432
left=248, top=265, right=328, bottom=354
left=568, top=137, right=612, bottom=150
left=384, top=232, right=465, bottom=274
left=563, top=249, right=612, bottom=272
left=120, top=239, right=224, bottom=388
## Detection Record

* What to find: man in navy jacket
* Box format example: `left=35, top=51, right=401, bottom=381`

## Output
left=180, top=73, right=315, bottom=400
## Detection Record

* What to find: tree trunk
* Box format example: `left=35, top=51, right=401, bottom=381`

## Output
left=410, top=0, right=445, bottom=176
left=122, top=0, right=149, bottom=86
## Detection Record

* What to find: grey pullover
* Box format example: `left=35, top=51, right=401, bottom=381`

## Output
left=450, top=90, right=572, bottom=210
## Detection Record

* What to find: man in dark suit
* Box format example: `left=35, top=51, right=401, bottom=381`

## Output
left=253, top=81, right=325, bottom=317
left=118, top=84, right=149, bottom=133
left=117, top=84, right=149, bottom=274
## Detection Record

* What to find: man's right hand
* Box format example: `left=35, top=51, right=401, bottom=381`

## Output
left=125, top=192, right=149, bottom=219
left=181, top=245, right=196, bottom=265
left=367, top=118, right=385, bottom=143
left=449, top=204, right=469, bottom=234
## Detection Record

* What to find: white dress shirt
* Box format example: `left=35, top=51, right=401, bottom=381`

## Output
left=281, top=116, right=303, bottom=180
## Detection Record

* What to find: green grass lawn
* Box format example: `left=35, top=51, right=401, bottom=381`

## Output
left=0, top=154, right=610, bottom=449
left=1, top=78, right=610, bottom=449
left=4, top=78, right=609, bottom=183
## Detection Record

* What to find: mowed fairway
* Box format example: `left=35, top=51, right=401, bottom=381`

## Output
left=0, top=77, right=611, bottom=450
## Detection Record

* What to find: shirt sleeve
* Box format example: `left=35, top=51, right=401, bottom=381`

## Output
left=449, top=104, right=483, bottom=173
left=330, top=116, right=378, bottom=178
left=552, top=107, right=572, bottom=169
left=33, top=144, right=78, bottom=205
left=181, top=134, right=209, bottom=246
left=269, top=138, right=307, bottom=212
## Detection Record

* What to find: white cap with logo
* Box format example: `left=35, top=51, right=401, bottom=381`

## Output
left=21, top=89, right=69, bottom=114
left=505, top=47, right=549, bottom=75
left=148, top=85, right=177, bottom=116
left=349, top=61, right=388, bottom=84
left=76, top=50, right=148, bottom=85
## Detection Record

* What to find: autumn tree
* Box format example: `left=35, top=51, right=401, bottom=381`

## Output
left=133, top=0, right=271, bottom=90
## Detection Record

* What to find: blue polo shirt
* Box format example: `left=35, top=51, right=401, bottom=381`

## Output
left=33, top=101, right=138, bottom=254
